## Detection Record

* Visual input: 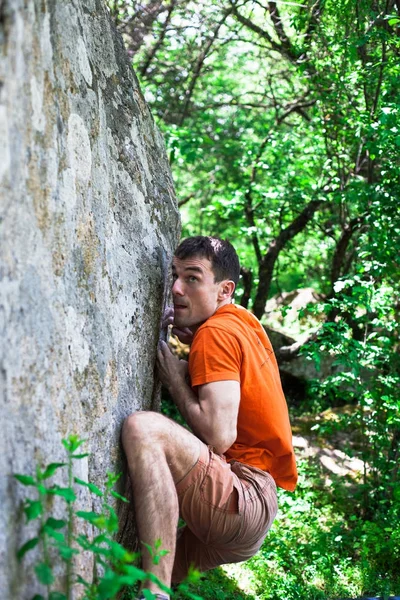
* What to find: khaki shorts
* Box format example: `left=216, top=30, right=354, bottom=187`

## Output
left=172, top=443, right=278, bottom=583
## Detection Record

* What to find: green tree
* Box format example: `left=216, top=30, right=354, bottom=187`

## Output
left=110, top=0, right=399, bottom=318
left=109, top=0, right=400, bottom=592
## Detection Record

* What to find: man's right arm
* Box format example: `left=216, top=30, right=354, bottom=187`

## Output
left=168, top=378, right=239, bottom=454
left=157, top=341, right=239, bottom=454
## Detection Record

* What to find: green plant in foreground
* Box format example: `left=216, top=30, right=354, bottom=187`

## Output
left=15, top=435, right=202, bottom=600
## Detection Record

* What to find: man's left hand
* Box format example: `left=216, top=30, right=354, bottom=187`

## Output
left=156, top=340, right=189, bottom=391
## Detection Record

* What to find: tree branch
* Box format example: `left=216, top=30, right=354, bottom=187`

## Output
left=243, top=135, right=272, bottom=265
left=179, top=9, right=232, bottom=125
left=139, top=0, right=177, bottom=78
left=267, top=1, right=292, bottom=49
left=118, top=0, right=170, bottom=54
left=177, top=193, right=194, bottom=208
left=230, top=4, right=289, bottom=57
left=252, top=198, right=323, bottom=318
left=192, top=100, right=273, bottom=111
left=276, top=98, right=315, bottom=124
left=239, top=267, right=253, bottom=308
left=330, top=216, right=364, bottom=288
left=304, top=0, right=325, bottom=41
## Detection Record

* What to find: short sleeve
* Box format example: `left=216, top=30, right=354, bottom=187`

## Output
left=189, top=326, right=242, bottom=387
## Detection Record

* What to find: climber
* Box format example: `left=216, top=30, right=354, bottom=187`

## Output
left=122, top=236, right=298, bottom=600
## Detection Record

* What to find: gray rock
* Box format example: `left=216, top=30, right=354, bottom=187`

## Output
left=0, top=0, right=180, bottom=596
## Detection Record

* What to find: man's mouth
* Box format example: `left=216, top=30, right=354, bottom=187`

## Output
left=174, top=303, right=187, bottom=310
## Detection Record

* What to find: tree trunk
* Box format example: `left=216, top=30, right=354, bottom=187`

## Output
left=239, top=267, right=253, bottom=309
left=0, top=1, right=180, bottom=597
left=252, top=200, right=322, bottom=319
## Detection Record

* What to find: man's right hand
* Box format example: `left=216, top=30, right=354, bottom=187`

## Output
left=162, top=306, right=193, bottom=345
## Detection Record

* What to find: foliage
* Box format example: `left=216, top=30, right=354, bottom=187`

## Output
left=110, top=0, right=400, bottom=314
left=171, top=452, right=399, bottom=599
left=301, top=275, right=400, bottom=516
left=246, top=457, right=400, bottom=599
left=106, top=1, right=400, bottom=597
left=15, top=436, right=200, bottom=600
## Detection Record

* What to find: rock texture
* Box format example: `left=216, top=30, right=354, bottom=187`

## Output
left=0, top=0, right=180, bottom=596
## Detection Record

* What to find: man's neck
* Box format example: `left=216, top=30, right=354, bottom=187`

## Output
left=189, top=299, right=233, bottom=335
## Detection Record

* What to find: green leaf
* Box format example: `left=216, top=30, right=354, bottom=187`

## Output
left=62, top=435, right=86, bottom=454
left=17, top=537, right=39, bottom=560
left=105, top=471, right=121, bottom=490
left=43, top=525, right=65, bottom=543
left=48, top=486, right=76, bottom=503
left=142, top=541, right=154, bottom=557
left=45, top=517, right=66, bottom=530
left=49, top=593, right=67, bottom=600
left=98, top=503, right=119, bottom=533
left=87, top=545, right=112, bottom=558
left=74, top=477, right=103, bottom=497
left=41, top=463, right=66, bottom=480
left=153, top=550, right=169, bottom=565
left=71, top=453, right=90, bottom=459
left=110, top=490, right=129, bottom=503
left=31, top=596, right=46, bottom=600
left=76, top=575, right=90, bottom=587
left=75, top=510, right=106, bottom=528
left=34, top=562, right=54, bottom=585
left=104, top=539, right=136, bottom=562
left=75, top=510, right=98, bottom=521
left=97, top=570, right=123, bottom=598
left=121, top=564, right=146, bottom=581
left=24, top=499, right=43, bottom=522
left=185, top=594, right=203, bottom=600
left=388, top=17, right=400, bottom=25
left=58, top=545, right=79, bottom=561
left=146, top=572, right=171, bottom=593
left=75, top=534, right=91, bottom=550
left=14, top=474, right=36, bottom=486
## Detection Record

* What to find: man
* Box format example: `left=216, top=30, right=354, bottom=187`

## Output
left=122, top=236, right=297, bottom=600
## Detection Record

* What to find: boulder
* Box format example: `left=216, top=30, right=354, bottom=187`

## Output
left=0, top=1, right=180, bottom=596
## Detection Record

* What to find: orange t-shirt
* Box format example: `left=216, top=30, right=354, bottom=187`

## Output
left=189, top=304, right=298, bottom=491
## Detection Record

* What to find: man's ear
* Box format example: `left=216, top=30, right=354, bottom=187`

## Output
left=218, top=280, right=235, bottom=300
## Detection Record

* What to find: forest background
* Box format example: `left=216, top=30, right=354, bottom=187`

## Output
left=108, top=1, right=400, bottom=598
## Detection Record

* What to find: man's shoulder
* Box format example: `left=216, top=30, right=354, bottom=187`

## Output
left=195, top=304, right=272, bottom=354
left=206, top=304, right=260, bottom=328
left=189, top=307, right=245, bottom=373
left=200, top=304, right=244, bottom=330
left=196, top=305, right=261, bottom=341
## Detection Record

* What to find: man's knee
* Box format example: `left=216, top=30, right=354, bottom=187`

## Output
left=122, top=411, right=168, bottom=449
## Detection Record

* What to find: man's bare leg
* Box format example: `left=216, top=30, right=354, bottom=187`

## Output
left=121, top=411, right=202, bottom=597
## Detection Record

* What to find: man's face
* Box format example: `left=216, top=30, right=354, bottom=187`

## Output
left=171, top=255, right=226, bottom=330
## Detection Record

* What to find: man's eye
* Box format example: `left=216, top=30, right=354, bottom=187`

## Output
left=188, top=276, right=197, bottom=282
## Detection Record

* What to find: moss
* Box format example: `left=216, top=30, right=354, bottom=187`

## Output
left=76, top=214, right=100, bottom=282
left=28, top=155, right=51, bottom=235
left=51, top=214, right=67, bottom=277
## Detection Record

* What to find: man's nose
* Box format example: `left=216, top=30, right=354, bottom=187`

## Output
left=172, top=277, right=184, bottom=296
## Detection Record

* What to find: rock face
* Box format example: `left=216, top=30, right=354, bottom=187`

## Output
left=0, top=1, right=180, bottom=596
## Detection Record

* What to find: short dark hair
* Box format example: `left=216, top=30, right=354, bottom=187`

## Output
left=174, top=236, right=240, bottom=285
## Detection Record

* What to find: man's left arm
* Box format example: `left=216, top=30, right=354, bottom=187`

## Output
left=157, top=340, right=240, bottom=455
